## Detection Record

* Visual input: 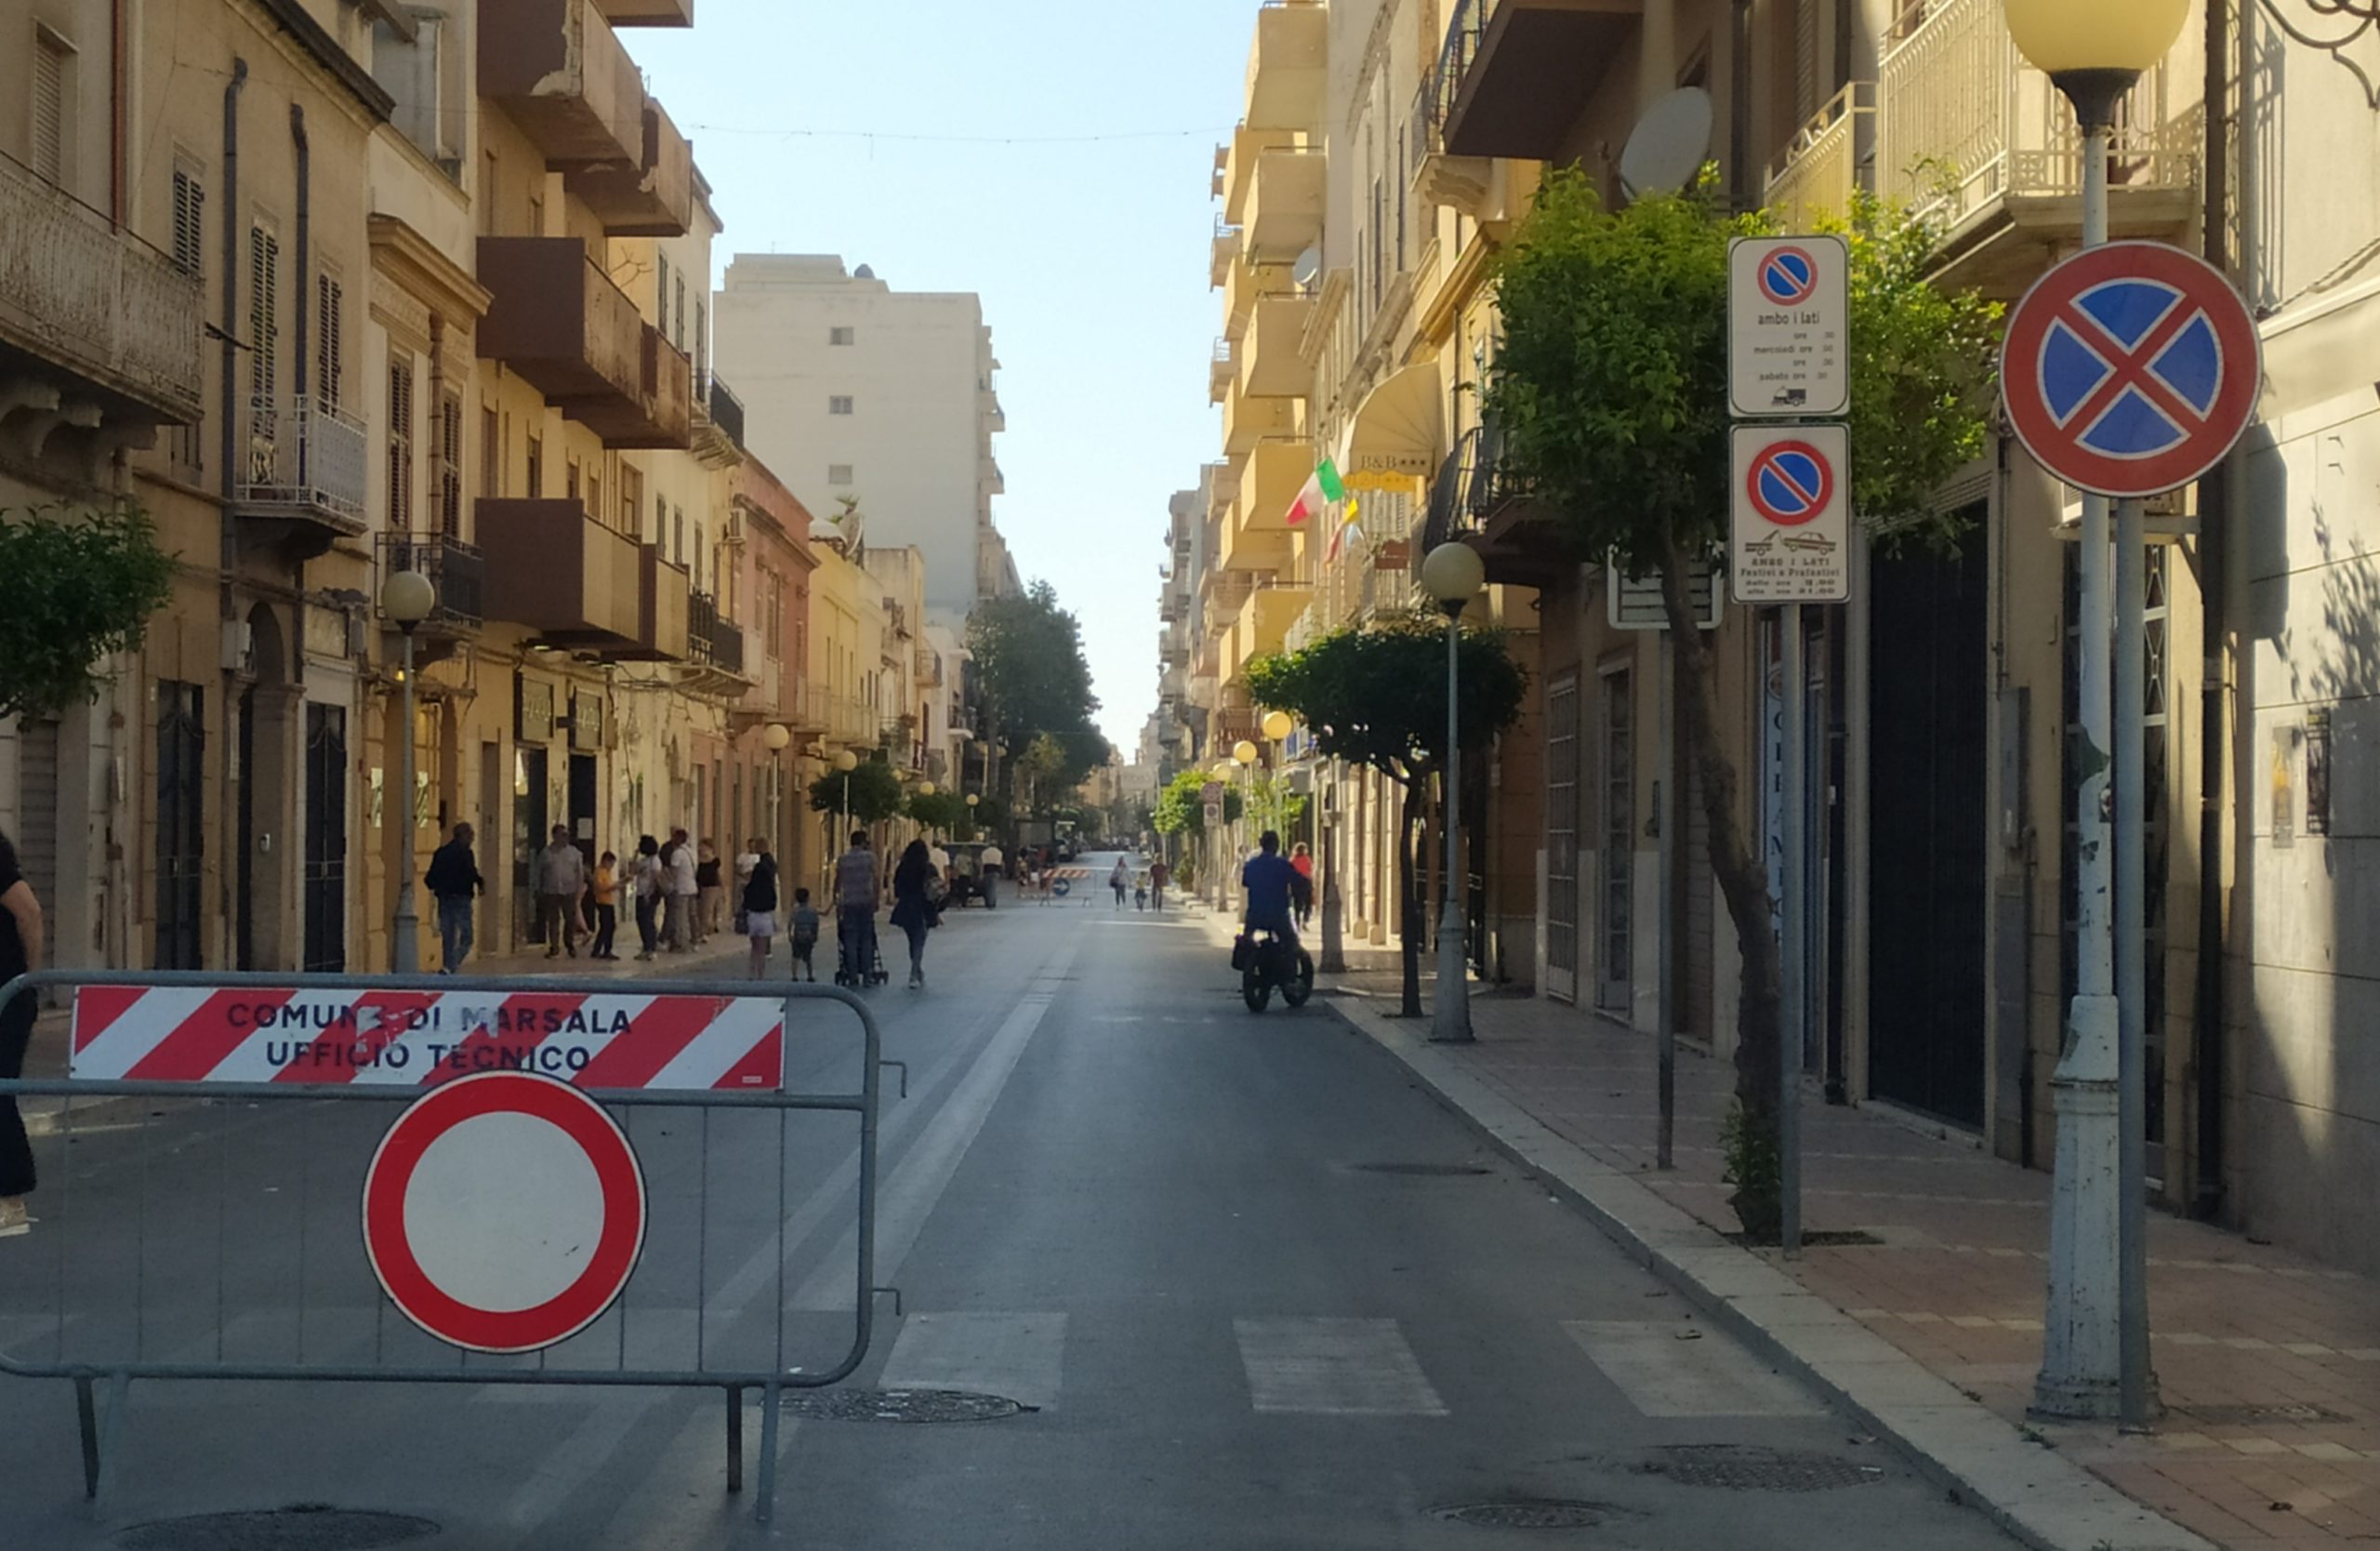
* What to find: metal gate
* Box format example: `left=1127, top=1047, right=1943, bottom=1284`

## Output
left=1598, top=665, right=1635, bottom=1015
left=1543, top=674, right=1580, bottom=1001
left=154, top=683, right=205, bottom=970
left=17, top=718, right=60, bottom=911
left=303, top=705, right=348, bottom=973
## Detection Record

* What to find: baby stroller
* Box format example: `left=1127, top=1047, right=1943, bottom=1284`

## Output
left=834, top=907, right=890, bottom=988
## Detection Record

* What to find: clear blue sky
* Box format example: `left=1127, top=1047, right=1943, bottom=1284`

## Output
left=632, top=1, right=1255, bottom=756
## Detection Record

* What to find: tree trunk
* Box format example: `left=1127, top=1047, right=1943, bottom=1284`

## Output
left=1659, top=535, right=1785, bottom=1241
left=1398, top=775, right=1423, bottom=1017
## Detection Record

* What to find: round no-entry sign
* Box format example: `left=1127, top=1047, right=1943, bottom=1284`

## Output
left=2002, top=241, right=2261, bottom=498
left=362, top=1071, right=646, bottom=1354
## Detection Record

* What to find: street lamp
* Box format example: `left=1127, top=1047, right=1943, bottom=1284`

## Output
left=763, top=722, right=790, bottom=867
left=380, top=568, right=437, bottom=975
left=1421, top=541, right=1485, bottom=1043
left=1261, top=709, right=1293, bottom=744
left=2006, top=0, right=2188, bottom=1428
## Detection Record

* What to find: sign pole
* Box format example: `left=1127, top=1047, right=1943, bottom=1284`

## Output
left=1778, top=604, right=1805, bottom=1256
left=2116, top=496, right=2155, bottom=1425
left=1657, top=629, right=1677, bottom=1171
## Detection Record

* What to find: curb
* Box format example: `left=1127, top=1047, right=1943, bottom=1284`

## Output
left=1316, top=987, right=2214, bottom=1551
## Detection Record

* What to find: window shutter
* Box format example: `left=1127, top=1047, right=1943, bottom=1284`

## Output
left=1794, top=0, right=1820, bottom=122
left=675, top=276, right=686, bottom=349
left=249, top=227, right=280, bottom=408
left=694, top=300, right=707, bottom=386
left=657, top=252, right=670, bottom=329
left=388, top=359, right=414, bottom=530
left=171, top=170, right=205, bottom=276
left=439, top=394, right=464, bottom=537
left=316, top=274, right=343, bottom=408
left=32, top=35, right=66, bottom=184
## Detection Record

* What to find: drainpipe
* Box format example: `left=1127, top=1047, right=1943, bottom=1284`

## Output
left=111, top=0, right=126, bottom=223
left=289, top=106, right=311, bottom=689
left=1728, top=0, right=1753, bottom=209
left=2190, top=0, right=2232, bottom=1221
left=220, top=59, right=245, bottom=967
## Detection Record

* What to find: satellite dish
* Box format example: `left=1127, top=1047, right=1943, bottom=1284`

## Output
left=1617, top=87, right=1713, bottom=204
left=1292, top=245, right=1322, bottom=290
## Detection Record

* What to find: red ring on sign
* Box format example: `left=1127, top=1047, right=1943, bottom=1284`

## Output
left=362, top=1071, right=646, bottom=1354
left=1744, top=441, right=1834, bottom=526
left=1757, top=245, right=1819, bottom=306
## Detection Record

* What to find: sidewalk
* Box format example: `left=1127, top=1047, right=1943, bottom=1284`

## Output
left=1203, top=913, right=2380, bottom=1551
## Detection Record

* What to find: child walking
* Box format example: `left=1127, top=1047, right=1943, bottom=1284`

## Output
left=788, top=888, right=821, bottom=982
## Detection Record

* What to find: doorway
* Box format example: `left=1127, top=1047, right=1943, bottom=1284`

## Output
left=516, top=747, right=549, bottom=944
left=302, top=706, right=348, bottom=973
left=155, top=682, right=205, bottom=970
left=1543, top=673, right=1580, bottom=1002
left=1868, top=516, right=1988, bottom=1125
left=1597, top=665, right=1634, bottom=1016
left=569, top=752, right=599, bottom=869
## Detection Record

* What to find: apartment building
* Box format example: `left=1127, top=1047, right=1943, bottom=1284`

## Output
left=713, top=255, right=1019, bottom=632
left=1180, top=0, right=2380, bottom=1278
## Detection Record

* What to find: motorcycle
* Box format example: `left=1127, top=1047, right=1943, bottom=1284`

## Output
left=1232, top=927, right=1314, bottom=1013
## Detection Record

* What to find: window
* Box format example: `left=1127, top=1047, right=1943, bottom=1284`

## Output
left=32, top=29, right=70, bottom=185
left=387, top=357, right=415, bottom=529
left=827, top=463, right=853, bottom=485
left=248, top=225, right=281, bottom=404
left=674, top=275, right=686, bottom=349
left=672, top=505, right=685, bottom=564
left=565, top=457, right=580, bottom=502
left=694, top=300, right=707, bottom=386
left=481, top=405, right=499, bottom=497
left=525, top=432, right=542, bottom=497
left=586, top=468, right=602, bottom=525
left=481, top=150, right=498, bottom=236
left=829, top=326, right=854, bottom=347
left=657, top=252, right=670, bottom=333
left=828, top=396, right=853, bottom=416
left=655, top=494, right=668, bottom=546
left=315, top=273, right=344, bottom=407
left=621, top=465, right=643, bottom=537
left=437, top=393, right=463, bottom=536
left=171, top=166, right=205, bottom=276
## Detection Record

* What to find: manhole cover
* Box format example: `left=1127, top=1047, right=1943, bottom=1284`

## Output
left=117, top=1507, right=440, bottom=1551
left=1435, top=1500, right=1612, bottom=1529
left=2187, top=1403, right=2351, bottom=1425
left=777, top=1386, right=1028, bottom=1423
left=1640, top=1445, right=1885, bottom=1491
left=1348, top=1162, right=1493, bottom=1177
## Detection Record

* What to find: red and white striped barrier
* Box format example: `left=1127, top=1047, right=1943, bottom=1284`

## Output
left=69, top=987, right=785, bottom=1092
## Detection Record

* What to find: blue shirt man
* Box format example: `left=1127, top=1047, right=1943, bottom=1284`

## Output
left=1241, top=831, right=1301, bottom=942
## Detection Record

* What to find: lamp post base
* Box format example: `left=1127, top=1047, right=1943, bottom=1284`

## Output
left=1430, top=896, right=1473, bottom=1042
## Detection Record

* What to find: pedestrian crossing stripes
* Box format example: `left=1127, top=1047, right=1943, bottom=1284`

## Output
left=877, top=1311, right=1068, bottom=1410
left=1233, top=1317, right=1449, bottom=1416
left=1562, top=1319, right=1823, bottom=1418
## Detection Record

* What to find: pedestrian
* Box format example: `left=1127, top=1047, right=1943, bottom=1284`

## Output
left=666, top=827, right=698, bottom=951
left=835, top=830, right=879, bottom=984
left=0, top=828, right=45, bottom=1239
left=696, top=838, right=724, bottom=944
left=1290, top=841, right=1316, bottom=929
left=631, top=834, right=663, bottom=961
left=425, top=822, right=483, bottom=974
left=1110, top=857, right=1130, bottom=909
left=978, top=841, right=1003, bottom=908
left=590, top=851, right=620, bottom=961
left=890, top=839, right=940, bottom=989
left=1133, top=869, right=1149, bottom=911
left=1149, top=857, right=1170, bottom=913
left=734, top=836, right=761, bottom=900
left=788, top=887, right=821, bottom=982
left=741, top=840, right=779, bottom=980
left=536, top=824, right=588, bottom=958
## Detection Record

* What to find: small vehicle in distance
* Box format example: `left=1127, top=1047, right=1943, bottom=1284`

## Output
left=1232, top=927, right=1314, bottom=1013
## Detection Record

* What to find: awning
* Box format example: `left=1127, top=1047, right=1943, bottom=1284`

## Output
left=1334, top=361, right=1444, bottom=490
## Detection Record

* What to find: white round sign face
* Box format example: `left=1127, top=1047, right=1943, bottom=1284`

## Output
left=362, top=1072, right=646, bottom=1353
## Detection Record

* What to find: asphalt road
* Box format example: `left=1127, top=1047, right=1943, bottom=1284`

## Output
left=0, top=897, right=2019, bottom=1550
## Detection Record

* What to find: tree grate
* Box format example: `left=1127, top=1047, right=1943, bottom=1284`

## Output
left=1638, top=1445, right=1886, bottom=1491
left=117, top=1508, right=441, bottom=1551
left=777, top=1386, right=1029, bottom=1423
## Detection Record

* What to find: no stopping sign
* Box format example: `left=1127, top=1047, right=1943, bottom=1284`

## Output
left=362, top=1071, right=647, bottom=1353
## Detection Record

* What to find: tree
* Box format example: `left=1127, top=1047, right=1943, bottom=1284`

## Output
left=0, top=501, right=178, bottom=722
left=809, top=756, right=906, bottom=827
left=1011, top=732, right=1069, bottom=817
left=906, top=789, right=969, bottom=837
left=968, top=582, right=1110, bottom=799
left=1246, top=615, right=1527, bottom=1015
left=1485, top=171, right=1999, bottom=1239
left=1153, top=768, right=1239, bottom=839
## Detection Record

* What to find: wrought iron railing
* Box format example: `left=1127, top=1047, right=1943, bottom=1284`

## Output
left=242, top=396, right=369, bottom=530
left=1765, top=82, right=1875, bottom=228
left=687, top=590, right=747, bottom=678
left=1421, top=423, right=1518, bottom=551
left=377, top=533, right=485, bottom=630
left=1427, top=0, right=1493, bottom=142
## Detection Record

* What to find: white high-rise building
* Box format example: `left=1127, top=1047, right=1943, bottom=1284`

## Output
left=714, top=256, right=1018, bottom=629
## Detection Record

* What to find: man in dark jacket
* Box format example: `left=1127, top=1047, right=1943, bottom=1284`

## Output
left=426, top=823, right=484, bottom=974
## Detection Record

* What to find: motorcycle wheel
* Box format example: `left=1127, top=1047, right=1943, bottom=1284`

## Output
left=1281, top=951, right=1316, bottom=1008
left=1242, top=962, right=1271, bottom=1013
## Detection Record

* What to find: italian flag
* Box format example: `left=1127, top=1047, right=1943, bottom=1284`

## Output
left=1284, top=458, right=1344, bottom=525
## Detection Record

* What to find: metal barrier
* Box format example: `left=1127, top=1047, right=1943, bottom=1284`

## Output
left=0, top=971, right=889, bottom=1526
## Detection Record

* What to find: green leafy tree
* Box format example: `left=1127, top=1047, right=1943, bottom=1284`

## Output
left=906, top=789, right=968, bottom=836
left=1243, top=772, right=1306, bottom=844
left=1246, top=615, right=1527, bottom=1015
left=1011, top=732, right=1070, bottom=817
left=1153, top=768, right=1239, bottom=839
left=968, top=581, right=1111, bottom=799
left=0, top=501, right=178, bottom=722
left=809, top=755, right=906, bottom=827
left=1485, top=171, right=1999, bottom=1239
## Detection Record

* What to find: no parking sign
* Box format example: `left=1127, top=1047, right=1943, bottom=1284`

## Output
left=1730, top=424, right=1849, bottom=603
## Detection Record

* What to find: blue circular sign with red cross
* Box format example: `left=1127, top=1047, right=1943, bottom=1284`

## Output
left=1757, top=245, right=1819, bottom=307
left=1744, top=440, right=1835, bottom=525
left=2003, top=241, right=2262, bottom=498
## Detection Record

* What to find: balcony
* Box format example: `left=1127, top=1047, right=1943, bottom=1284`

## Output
left=1879, top=0, right=2198, bottom=296
left=1219, top=487, right=1296, bottom=576
left=0, top=152, right=202, bottom=430
left=1408, top=78, right=1499, bottom=219
left=480, top=0, right=646, bottom=168
left=1242, top=146, right=1327, bottom=263
left=603, top=545, right=693, bottom=663
left=477, top=237, right=694, bottom=448
left=480, top=499, right=644, bottom=645
left=1239, top=439, right=1313, bottom=532
left=1223, top=375, right=1300, bottom=457
left=1236, top=582, right=1312, bottom=666
left=688, top=589, right=749, bottom=682
left=594, top=0, right=692, bottom=24
left=1237, top=293, right=1315, bottom=399
left=1210, top=338, right=1236, bottom=405
left=981, top=456, right=1005, bottom=496
left=236, top=396, right=369, bottom=552
left=567, top=99, right=694, bottom=236
left=1244, top=0, right=1328, bottom=131
left=1223, top=254, right=1297, bottom=342
left=377, top=532, right=485, bottom=636
left=1435, top=0, right=1642, bottom=162
left=1220, top=125, right=1302, bottom=225
left=807, top=682, right=878, bottom=747
left=1210, top=217, right=1241, bottom=288
left=1765, top=83, right=1873, bottom=231
left=1421, top=425, right=1571, bottom=589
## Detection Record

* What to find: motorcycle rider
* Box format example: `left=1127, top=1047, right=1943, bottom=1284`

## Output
left=1240, top=830, right=1301, bottom=948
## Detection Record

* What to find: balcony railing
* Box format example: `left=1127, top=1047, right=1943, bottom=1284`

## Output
left=479, top=0, right=645, bottom=168
left=1879, top=0, right=2197, bottom=235
left=477, top=237, right=693, bottom=449
left=1765, top=82, right=1874, bottom=229
left=240, top=396, right=369, bottom=534
left=1431, top=0, right=1643, bottom=161
left=1244, top=0, right=1328, bottom=133
left=1211, top=216, right=1242, bottom=287
left=806, top=682, right=879, bottom=746
left=0, top=152, right=203, bottom=422
left=377, top=532, right=485, bottom=631
left=1242, top=146, right=1327, bottom=263
left=688, top=589, right=748, bottom=678
left=480, top=499, right=643, bottom=643
left=567, top=98, right=694, bottom=237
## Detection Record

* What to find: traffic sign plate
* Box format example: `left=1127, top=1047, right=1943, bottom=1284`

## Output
left=1731, top=424, right=1849, bottom=603
left=1730, top=235, right=1848, bottom=418
left=363, top=1071, right=647, bottom=1354
left=2002, top=241, right=2261, bottom=498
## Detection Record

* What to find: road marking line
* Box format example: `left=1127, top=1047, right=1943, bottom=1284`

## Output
left=1234, top=1317, right=1448, bottom=1416
left=1562, top=1319, right=1823, bottom=1418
